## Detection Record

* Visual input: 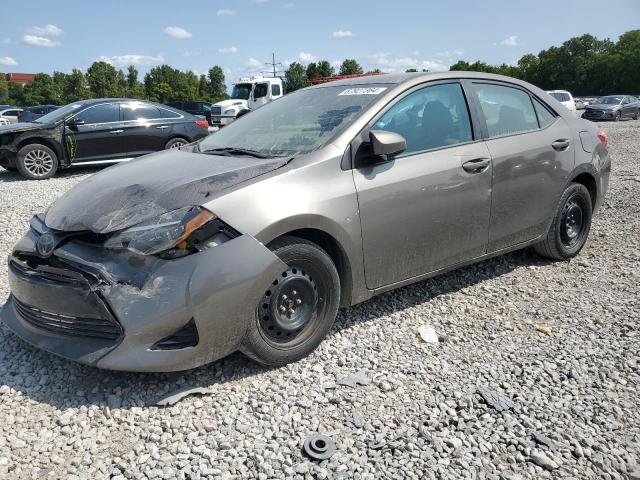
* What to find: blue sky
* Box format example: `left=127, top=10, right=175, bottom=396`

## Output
left=1, top=0, right=639, bottom=82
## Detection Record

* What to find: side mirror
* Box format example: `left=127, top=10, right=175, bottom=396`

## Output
left=369, top=130, right=406, bottom=160
left=67, top=118, right=85, bottom=127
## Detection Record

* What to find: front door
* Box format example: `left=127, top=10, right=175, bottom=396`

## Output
left=65, top=102, right=127, bottom=163
left=353, top=82, right=493, bottom=289
left=468, top=82, right=575, bottom=252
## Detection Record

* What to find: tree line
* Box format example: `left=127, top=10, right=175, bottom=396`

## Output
left=0, top=62, right=229, bottom=106
left=1, top=29, right=637, bottom=106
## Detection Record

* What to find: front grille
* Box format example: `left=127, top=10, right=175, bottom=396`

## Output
left=13, top=297, right=122, bottom=341
left=211, top=106, right=222, bottom=116
left=584, top=110, right=604, bottom=118
left=151, top=319, right=199, bottom=350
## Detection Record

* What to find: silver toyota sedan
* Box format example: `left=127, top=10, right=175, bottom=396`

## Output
left=1, top=72, right=610, bottom=371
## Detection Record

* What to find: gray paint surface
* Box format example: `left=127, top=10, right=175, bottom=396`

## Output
left=1, top=72, right=611, bottom=371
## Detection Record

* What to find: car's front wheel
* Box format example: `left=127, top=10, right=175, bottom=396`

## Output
left=241, top=236, right=341, bottom=366
left=534, top=183, right=593, bottom=260
left=614, top=111, right=621, bottom=122
left=16, top=143, right=59, bottom=180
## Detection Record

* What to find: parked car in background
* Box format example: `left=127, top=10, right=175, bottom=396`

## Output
left=18, top=105, right=59, bottom=123
left=546, top=90, right=577, bottom=114
left=0, top=104, right=15, bottom=110
left=0, top=108, right=23, bottom=124
left=582, top=95, right=640, bottom=121
left=0, top=72, right=610, bottom=371
left=166, top=100, right=213, bottom=125
left=0, top=99, right=210, bottom=179
left=0, top=118, right=9, bottom=126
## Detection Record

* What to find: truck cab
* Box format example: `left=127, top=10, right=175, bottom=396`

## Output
left=211, top=76, right=284, bottom=127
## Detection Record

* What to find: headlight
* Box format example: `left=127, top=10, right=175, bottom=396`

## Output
left=104, top=206, right=216, bottom=256
left=224, top=108, right=237, bottom=115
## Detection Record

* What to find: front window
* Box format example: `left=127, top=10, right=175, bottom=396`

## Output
left=199, top=84, right=390, bottom=156
left=596, top=96, right=622, bottom=105
left=231, top=83, right=252, bottom=100
left=32, top=102, right=85, bottom=124
left=253, top=83, right=268, bottom=100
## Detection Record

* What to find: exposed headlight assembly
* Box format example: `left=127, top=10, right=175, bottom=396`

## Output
left=104, top=206, right=236, bottom=257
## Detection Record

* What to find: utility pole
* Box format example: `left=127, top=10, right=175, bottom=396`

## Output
left=264, top=53, right=283, bottom=78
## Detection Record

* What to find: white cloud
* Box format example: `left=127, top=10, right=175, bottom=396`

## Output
left=298, top=51, right=317, bottom=64
left=0, top=56, right=17, bottom=66
left=368, top=52, right=446, bottom=73
left=163, top=26, right=192, bottom=39
left=23, top=35, right=61, bottom=48
left=244, top=57, right=264, bottom=69
left=217, top=8, right=235, bottom=16
left=98, top=54, right=165, bottom=67
left=26, top=24, right=64, bottom=36
left=218, top=46, right=238, bottom=54
left=499, top=35, right=520, bottom=46
left=332, top=30, right=355, bottom=39
left=436, top=49, right=464, bottom=59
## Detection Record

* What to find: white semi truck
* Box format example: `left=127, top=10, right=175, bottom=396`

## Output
left=210, top=76, right=284, bottom=127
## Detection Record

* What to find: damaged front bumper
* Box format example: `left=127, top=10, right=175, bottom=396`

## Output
left=1, top=224, right=286, bottom=372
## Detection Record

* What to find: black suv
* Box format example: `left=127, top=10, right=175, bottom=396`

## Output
left=166, top=101, right=213, bottom=125
left=0, top=98, right=210, bottom=179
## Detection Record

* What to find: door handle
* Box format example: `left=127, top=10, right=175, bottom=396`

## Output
left=462, top=157, right=490, bottom=173
left=156, top=125, right=169, bottom=130
left=110, top=130, right=124, bottom=135
left=552, top=139, right=570, bottom=151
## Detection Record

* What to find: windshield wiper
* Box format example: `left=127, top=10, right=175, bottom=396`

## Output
left=199, top=147, right=275, bottom=159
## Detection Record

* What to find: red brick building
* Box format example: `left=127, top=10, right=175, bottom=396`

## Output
left=5, top=73, right=36, bottom=85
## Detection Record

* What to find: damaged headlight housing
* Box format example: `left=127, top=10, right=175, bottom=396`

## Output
left=104, top=206, right=219, bottom=256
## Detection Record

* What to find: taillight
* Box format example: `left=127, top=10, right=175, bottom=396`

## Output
left=597, top=129, right=608, bottom=147
left=196, top=120, right=209, bottom=129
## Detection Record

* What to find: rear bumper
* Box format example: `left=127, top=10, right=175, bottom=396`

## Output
left=1, top=228, right=286, bottom=372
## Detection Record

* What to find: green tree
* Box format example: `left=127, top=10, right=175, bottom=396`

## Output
left=125, top=65, right=144, bottom=98
left=339, top=59, right=363, bottom=75
left=63, top=69, right=90, bottom=102
left=198, top=74, right=210, bottom=99
left=144, top=65, right=199, bottom=101
left=7, top=82, right=24, bottom=105
left=149, top=82, right=173, bottom=103
left=316, top=60, right=335, bottom=78
left=306, top=62, right=319, bottom=80
left=208, top=66, right=227, bottom=99
left=22, top=73, right=62, bottom=105
left=86, top=61, right=122, bottom=97
left=0, top=75, right=8, bottom=101
left=614, top=30, right=640, bottom=93
left=285, top=62, right=308, bottom=91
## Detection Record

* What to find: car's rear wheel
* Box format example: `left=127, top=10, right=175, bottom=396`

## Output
left=614, top=111, right=621, bottom=122
left=241, top=236, right=340, bottom=366
left=16, top=143, right=58, bottom=180
left=534, top=183, right=592, bottom=260
left=165, top=137, right=189, bottom=149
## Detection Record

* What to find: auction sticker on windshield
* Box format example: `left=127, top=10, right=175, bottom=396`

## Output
left=339, top=87, right=387, bottom=96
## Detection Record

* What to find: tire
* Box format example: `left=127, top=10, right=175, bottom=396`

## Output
left=16, top=143, right=58, bottom=180
left=241, top=236, right=341, bottom=366
left=534, top=183, right=592, bottom=260
left=165, top=137, right=189, bottom=149
left=614, top=111, right=621, bottom=122
left=633, top=110, right=639, bottom=120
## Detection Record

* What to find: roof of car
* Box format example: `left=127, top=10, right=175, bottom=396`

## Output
left=308, top=71, right=539, bottom=90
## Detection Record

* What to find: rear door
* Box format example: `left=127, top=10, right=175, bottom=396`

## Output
left=121, top=102, right=184, bottom=156
left=64, top=102, right=127, bottom=163
left=468, top=82, right=574, bottom=252
left=352, top=81, right=493, bottom=288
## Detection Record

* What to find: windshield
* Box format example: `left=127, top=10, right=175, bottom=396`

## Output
left=199, top=84, right=390, bottom=156
left=231, top=83, right=253, bottom=100
left=596, top=96, right=622, bottom=105
left=34, top=102, right=85, bottom=123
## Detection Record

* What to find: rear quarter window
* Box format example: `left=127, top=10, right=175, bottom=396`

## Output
left=472, top=83, right=539, bottom=137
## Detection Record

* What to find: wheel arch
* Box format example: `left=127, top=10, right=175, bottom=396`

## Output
left=16, top=136, right=64, bottom=162
left=264, top=226, right=355, bottom=307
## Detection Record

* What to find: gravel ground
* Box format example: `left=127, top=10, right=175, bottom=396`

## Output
left=0, top=121, right=638, bottom=480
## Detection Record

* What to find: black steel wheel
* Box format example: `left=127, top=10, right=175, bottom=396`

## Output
left=534, top=183, right=592, bottom=260
left=241, top=236, right=340, bottom=366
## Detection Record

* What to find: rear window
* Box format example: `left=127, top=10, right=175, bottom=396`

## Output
left=123, top=104, right=164, bottom=121
left=549, top=92, right=570, bottom=102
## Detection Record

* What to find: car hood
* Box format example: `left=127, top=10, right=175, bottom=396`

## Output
left=212, top=99, right=248, bottom=109
left=44, top=148, right=290, bottom=234
left=586, top=104, right=618, bottom=110
left=0, top=122, right=51, bottom=134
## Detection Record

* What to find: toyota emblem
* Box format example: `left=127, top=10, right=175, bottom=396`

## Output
left=36, top=233, right=55, bottom=258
